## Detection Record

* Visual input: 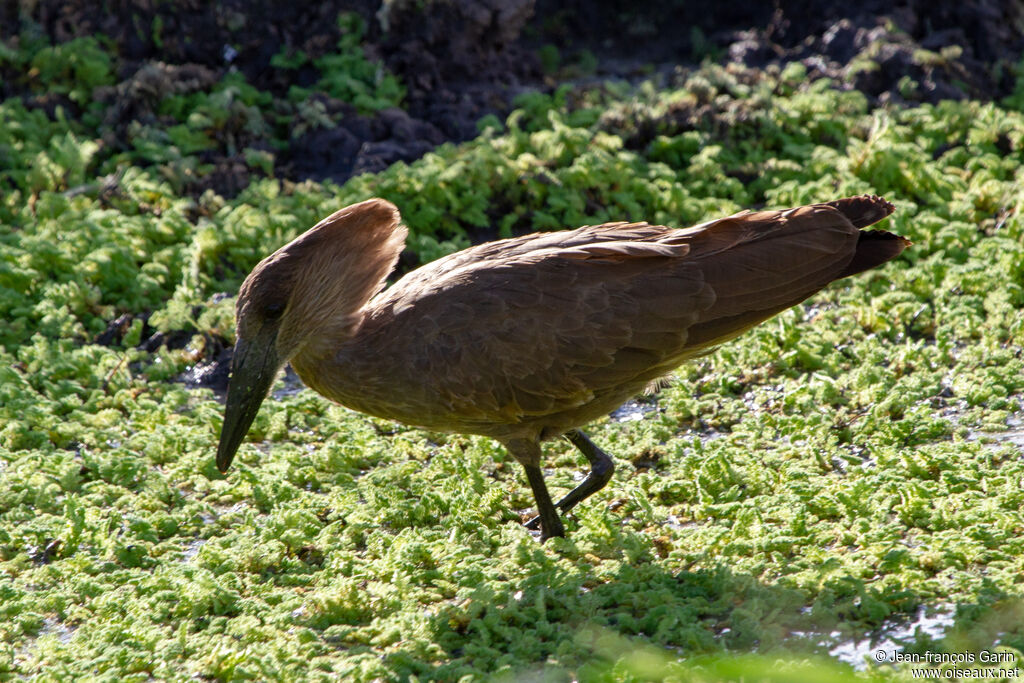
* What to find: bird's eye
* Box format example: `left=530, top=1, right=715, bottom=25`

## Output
left=264, top=302, right=286, bottom=320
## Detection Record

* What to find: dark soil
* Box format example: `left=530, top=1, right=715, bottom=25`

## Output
left=3, top=0, right=1023, bottom=194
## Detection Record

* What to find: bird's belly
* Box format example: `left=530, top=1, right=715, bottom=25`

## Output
left=291, top=339, right=673, bottom=442
left=289, top=353, right=513, bottom=436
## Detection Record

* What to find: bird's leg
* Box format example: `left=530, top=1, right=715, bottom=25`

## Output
left=504, top=439, right=565, bottom=541
left=522, top=463, right=565, bottom=541
left=525, top=429, right=615, bottom=530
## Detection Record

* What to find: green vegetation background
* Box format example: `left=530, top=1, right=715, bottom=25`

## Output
left=2, top=20, right=1023, bottom=683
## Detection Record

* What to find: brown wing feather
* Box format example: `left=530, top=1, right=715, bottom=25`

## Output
left=335, top=196, right=902, bottom=435
left=362, top=227, right=707, bottom=424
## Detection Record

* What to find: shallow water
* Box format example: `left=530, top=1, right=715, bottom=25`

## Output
left=791, top=604, right=957, bottom=670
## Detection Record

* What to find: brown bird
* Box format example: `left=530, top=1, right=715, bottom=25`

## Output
left=216, top=196, right=907, bottom=541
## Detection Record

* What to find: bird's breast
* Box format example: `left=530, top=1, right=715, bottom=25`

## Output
left=289, top=337, right=505, bottom=436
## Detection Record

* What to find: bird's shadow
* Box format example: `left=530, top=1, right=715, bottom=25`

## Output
left=365, top=524, right=987, bottom=681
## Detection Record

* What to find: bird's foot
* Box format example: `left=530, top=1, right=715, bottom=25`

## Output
left=523, top=455, right=614, bottom=532
left=539, top=515, right=564, bottom=542
left=524, top=510, right=564, bottom=538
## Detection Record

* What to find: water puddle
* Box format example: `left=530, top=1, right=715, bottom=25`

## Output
left=15, top=616, right=78, bottom=666
left=967, top=410, right=1024, bottom=453
left=663, top=514, right=698, bottom=531
left=182, top=538, right=207, bottom=562
left=39, top=616, right=76, bottom=645
left=272, top=365, right=307, bottom=400
left=792, top=604, right=956, bottom=670
left=611, top=399, right=657, bottom=423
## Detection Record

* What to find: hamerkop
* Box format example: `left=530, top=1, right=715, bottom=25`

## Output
left=216, top=195, right=906, bottom=541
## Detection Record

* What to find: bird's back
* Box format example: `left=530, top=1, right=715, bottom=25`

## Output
left=300, top=196, right=906, bottom=442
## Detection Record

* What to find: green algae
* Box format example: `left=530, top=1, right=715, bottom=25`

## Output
left=1, top=34, right=1023, bottom=683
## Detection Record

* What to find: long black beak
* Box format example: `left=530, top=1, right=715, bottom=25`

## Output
left=216, top=335, right=281, bottom=473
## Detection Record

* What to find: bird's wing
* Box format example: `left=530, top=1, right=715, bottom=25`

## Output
left=372, top=199, right=889, bottom=423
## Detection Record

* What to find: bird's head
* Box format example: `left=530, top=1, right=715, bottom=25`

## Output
left=216, top=198, right=406, bottom=473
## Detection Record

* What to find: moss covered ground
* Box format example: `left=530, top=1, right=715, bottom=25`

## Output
left=1, top=25, right=1023, bottom=683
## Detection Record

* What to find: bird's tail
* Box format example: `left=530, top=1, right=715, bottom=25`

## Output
left=826, top=196, right=910, bottom=279
left=838, top=228, right=911, bottom=278
left=826, top=194, right=895, bottom=228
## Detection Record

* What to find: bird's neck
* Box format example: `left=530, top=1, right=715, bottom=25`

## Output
left=286, top=255, right=391, bottom=368
left=286, top=252, right=402, bottom=409
left=289, top=304, right=391, bottom=415
left=278, top=225, right=406, bottom=366
left=293, top=309, right=366, bottom=362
